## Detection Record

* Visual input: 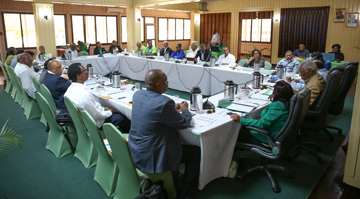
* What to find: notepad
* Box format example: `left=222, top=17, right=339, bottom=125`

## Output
left=227, top=104, right=255, bottom=113
left=249, top=93, right=272, bottom=101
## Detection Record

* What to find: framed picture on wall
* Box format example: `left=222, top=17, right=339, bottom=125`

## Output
left=347, top=13, right=359, bottom=28
left=335, top=8, right=346, bottom=23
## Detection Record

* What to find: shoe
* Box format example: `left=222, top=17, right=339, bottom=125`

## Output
left=228, top=160, right=238, bottom=178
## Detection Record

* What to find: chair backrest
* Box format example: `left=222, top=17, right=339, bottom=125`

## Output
left=329, top=61, right=359, bottom=115
left=81, top=110, right=112, bottom=160
left=78, top=51, right=89, bottom=56
left=35, top=92, right=60, bottom=131
left=265, top=61, right=272, bottom=70
left=40, top=84, right=57, bottom=112
left=0, top=61, right=11, bottom=83
left=103, top=123, right=140, bottom=197
left=32, top=77, right=41, bottom=93
left=6, top=64, right=21, bottom=90
left=313, top=66, right=344, bottom=114
left=238, top=59, right=249, bottom=66
left=64, top=97, right=87, bottom=134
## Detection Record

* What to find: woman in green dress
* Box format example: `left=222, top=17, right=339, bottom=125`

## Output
left=231, top=81, right=294, bottom=145
left=5, top=47, right=17, bottom=66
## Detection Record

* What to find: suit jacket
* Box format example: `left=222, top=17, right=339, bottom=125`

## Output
left=109, top=45, right=123, bottom=53
left=43, top=72, right=71, bottom=109
left=128, top=89, right=192, bottom=173
left=39, top=70, right=47, bottom=84
left=194, top=49, right=211, bottom=62
left=93, top=47, right=106, bottom=55
left=160, top=47, right=172, bottom=56
left=294, top=73, right=325, bottom=108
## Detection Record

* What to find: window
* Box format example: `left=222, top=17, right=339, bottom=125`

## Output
left=158, top=18, right=190, bottom=41
left=121, top=17, right=127, bottom=43
left=145, top=17, right=154, bottom=24
left=3, top=13, right=37, bottom=48
left=241, top=19, right=272, bottom=43
left=141, top=17, right=144, bottom=42
left=71, top=15, right=118, bottom=44
left=54, top=15, right=67, bottom=46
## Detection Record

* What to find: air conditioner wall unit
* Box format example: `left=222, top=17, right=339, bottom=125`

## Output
left=107, top=8, right=124, bottom=13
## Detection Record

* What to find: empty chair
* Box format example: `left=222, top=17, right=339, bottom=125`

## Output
left=0, top=61, right=12, bottom=93
left=238, top=59, right=249, bottom=67
left=265, top=61, right=272, bottom=70
left=65, top=97, right=97, bottom=168
left=81, top=110, right=118, bottom=197
left=36, top=92, right=73, bottom=158
left=103, top=123, right=177, bottom=199
left=235, top=88, right=311, bottom=193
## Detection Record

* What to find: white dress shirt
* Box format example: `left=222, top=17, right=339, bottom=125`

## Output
left=186, top=48, right=199, bottom=58
left=211, top=33, right=220, bottom=44
left=216, top=53, right=236, bottom=66
left=64, top=82, right=112, bottom=127
left=14, top=63, right=39, bottom=99
left=64, top=49, right=79, bottom=58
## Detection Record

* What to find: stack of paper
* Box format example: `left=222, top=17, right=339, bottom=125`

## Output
left=249, top=93, right=271, bottom=101
left=227, top=104, right=255, bottom=113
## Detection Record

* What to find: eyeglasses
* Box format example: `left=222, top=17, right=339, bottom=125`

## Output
left=80, top=69, right=87, bottom=73
left=299, top=69, right=308, bottom=74
left=254, top=53, right=260, bottom=55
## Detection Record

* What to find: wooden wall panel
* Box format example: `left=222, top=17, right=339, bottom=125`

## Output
left=240, top=42, right=272, bottom=56
left=200, top=13, right=231, bottom=48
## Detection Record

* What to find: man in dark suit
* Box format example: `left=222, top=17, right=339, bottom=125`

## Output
left=129, top=70, right=200, bottom=199
left=159, top=41, right=172, bottom=56
left=93, top=41, right=106, bottom=55
left=108, top=40, right=123, bottom=53
left=194, top=43, right=211, bottom=63
left=42, top=60, right=71, bottom=109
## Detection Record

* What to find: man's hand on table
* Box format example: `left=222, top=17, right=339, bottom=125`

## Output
left=176, top=101, right=188, bottom=112
left=230, top=113, right=241, bottom=123
left=286, top=76, right=292, bottom=83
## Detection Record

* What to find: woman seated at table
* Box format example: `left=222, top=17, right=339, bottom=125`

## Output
left=169, top=44, right=185, bottom=59
left=243, top=49, right=265, bottom=68
left=230, top=81, right=294, bottom=145
left=328, top=44, right=344, bottom=62
left=93, top=42, right=106, bottom=55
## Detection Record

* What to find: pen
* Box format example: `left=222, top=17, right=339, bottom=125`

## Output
left=118, top=97, right=126, bottom=100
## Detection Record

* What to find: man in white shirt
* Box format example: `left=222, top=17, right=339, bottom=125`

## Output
left=64, top=43, right=78, bottom=59
left=185, top=41, right=199, bottom=58
left=215, top=47, right=236, bottom=67
left=14, top=53, right=40, bottom=99
left=64, top=63, right=131, bottom=132
left=210, top=29, right=220, bottom=44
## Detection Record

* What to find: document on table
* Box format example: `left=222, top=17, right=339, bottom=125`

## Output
left=249, top=93, right=272, bottom=101
left=191, top=115, right=217, bottom=129
left=227, top=103, right=255, bottom=113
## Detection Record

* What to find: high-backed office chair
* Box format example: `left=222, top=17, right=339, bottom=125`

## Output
left=326, top=62, right=359, bottom=134
left=288, top=66, right=343, bottom=163
left=235, top=88, right=311, bottom=193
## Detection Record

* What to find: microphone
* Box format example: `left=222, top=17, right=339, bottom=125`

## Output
left=203, top=49, right=212, bottom=67
left=124, top=46, right=134, bottom=56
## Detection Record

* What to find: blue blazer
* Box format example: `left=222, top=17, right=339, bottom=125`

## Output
left=42, top=72, right=71, bottom=109
left=128, top=89, right=192, bottom=173
left=169, top=50, right=185, bottom=59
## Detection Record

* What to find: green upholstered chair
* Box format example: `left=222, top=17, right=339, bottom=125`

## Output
left=0, top=61, right=12, bottom=93
left=265, top=61, right=272, bottom=70
left=81, top=110, right=118, bottom=197
left=20, top=76, right=41, bottom=119
left=36, top=92, right=73, bottom=158
left=65, top=97, right=97, bottom=168
left=184, top=50, right=188, bottom=54
left=33, top=77, right=47, bottom=126
left=5, top=63, right=17, bottom=99
left=238, top=59, right=249, bottom=67
left=6, top=65, right=23, bottom=105
left=103, top=123, right=177, bottom=199
left=41, top=84, right=77, bottom=146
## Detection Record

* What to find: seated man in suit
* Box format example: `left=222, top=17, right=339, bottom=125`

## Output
left=64, top=63, right=131, bottom=132
left=39, top=57, right=56, bottom=83
left=14, top=53, right=39, bottom=99
left=311, top=51, right=331, bottom=70
left=42, top=60, right=71, bottom=109
left=94, top=42, right=106, bottom=55
left=292, top=44, right=310, bottom=58
left=194, top=43, right=211, bottom=63
left=129, top=70, right=200, bottom=199
left=286, top=60, right=325, bottom=108
left=160, top=41, right=172, bottom=56
left=185, top=41, right=199, bottom=58
left=143, top=40, right=157, bottom=56
left=109, top=40, right=123, bottom=53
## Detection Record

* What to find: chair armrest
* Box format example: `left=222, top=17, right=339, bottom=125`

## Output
left=245, top=126, right=269, bottom=135
left=245, top=126, right=279, bottom=154
left=306, top=110, right=320, bottom=117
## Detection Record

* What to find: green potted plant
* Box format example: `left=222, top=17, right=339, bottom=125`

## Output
left=0, top=118, right=23, bottom=199
left=243, top=46, right=271, bottom=59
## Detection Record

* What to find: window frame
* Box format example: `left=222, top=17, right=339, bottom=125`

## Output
left=157, top=17, right=191, bottom=42
left=70, top=14, right=118, bottom=45
left=54, top=14, right=68, bottom=47
left=121, top=16, right=127, bottom=44
left=241, top=18, right=273, bottom=44
left=2, top=11, right=38, bottom=49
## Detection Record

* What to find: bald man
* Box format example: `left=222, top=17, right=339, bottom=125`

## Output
left=129, top=70, right=200, bottom=199
left=293, top=44, right=310, bottom=58
left=42, top=60, right=71, bottom=109
left=160, top=41, right=172, bottom=56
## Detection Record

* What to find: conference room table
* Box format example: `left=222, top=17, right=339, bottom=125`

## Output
left=83, top=77, right=270, bottom=190
left=280, top=57, right=347, bottom=67
left=58, top=54, right=256, bottom=96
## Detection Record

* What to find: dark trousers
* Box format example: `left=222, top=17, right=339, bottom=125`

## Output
left=104, top=112, right=131, bottom=133
left=176, top=145, right=201, bottom=199
left=238, top=128, right=264, bottom=146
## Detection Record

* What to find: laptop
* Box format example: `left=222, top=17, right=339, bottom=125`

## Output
left=321, top=53, right=335, bottom=62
